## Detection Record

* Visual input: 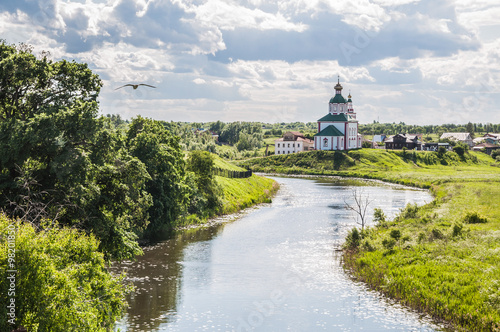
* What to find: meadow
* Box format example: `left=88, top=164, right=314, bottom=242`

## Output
left=241, top=148, right=500, bottom=331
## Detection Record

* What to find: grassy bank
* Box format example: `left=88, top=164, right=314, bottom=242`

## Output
left=241, top=149, right=500, bottom=331
left=216, top=156, right=278, bottom=214
left=174, top=155, right=278, bottom=229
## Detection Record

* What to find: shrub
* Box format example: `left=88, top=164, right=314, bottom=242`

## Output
left=362, top=239, right=375, bottom=252
left=492, top=149, right=500, bottom=160
left=0, top=215, right=128, bottom=332
left=463, top=211, right=488, bottom=224
left=431, top=227, right=444, bottom=239
left=382, top=238, right=396, bottom=250
left=399, top=203, right=419, bottom=219
left=390, top=229, right=401, bottom=241
left=344, top=227, right=361, bottom=249
left=437, top=146, right=447, bottom=157
left=453, top=145, right=465, bottom=156
left=373, top=208, right=387, bottom=226
left=417, top=232, right=426, bottom=243
left=452, top=222, right=464, bottom=237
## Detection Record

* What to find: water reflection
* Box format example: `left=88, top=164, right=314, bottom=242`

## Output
left=114, top=176, right=441, bottom=331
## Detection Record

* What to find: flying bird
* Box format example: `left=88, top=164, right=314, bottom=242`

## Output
left=115, top=84, right=157, bottom=90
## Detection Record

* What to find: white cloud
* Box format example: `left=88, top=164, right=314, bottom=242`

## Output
left=182, top=0, right=307, bottom=32
left=193, top=78, right=206, bottom=84
left=1, top=0, right=500, bottom=125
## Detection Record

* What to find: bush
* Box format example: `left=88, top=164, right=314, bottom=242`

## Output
left=344, top=227, right=361, bottom=249
left=417, top=232, right=426, bottom=243
left=463, top=211, right=488, bottom=224
left=0, top=215, right=128, bottom=332
left=399, top=203, right=419, bottom=219
left=453, top=145, right=465, bottom=156
left=362, top=239, right=375, bottom=251
left=431, top=227, right=444, bottom=239
left=373, top=208, right=387, bottom=226
left=492, top=149, right=500, bottom=161
left=390, top=229, right=401, bottom=241
left=382, top=238, right=396, bottom=250
left=437, top=146, right=447, bottom=157
left=362, top=141, right=372, bottom=148
left=452, top=222, right=464, bottom=237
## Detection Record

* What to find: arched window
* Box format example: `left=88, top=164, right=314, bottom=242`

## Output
left=323, top=138, right=328, bottom=147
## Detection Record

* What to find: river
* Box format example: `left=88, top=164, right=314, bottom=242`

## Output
left=113, top=176, right=443, bottom=331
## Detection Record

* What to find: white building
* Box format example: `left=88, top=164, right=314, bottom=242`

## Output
left=275, top=131, right=314, bottom=155
left=314, top=78, right=362, bottom=151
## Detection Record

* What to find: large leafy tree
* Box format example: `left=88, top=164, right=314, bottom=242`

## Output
left=0, top=41, right=151, bottom=259
left=186, top=150, right=222, bottom=216
left=126, top=116, right=187, bottom=236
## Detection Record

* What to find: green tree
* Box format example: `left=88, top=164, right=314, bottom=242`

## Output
left=453, top=141, right=469, bottom=157
left=126, top=116, right=188, bottom=236
left=209, top=120, right=225, bottom=135
left=186, top=151, right=222, bottom=215
left=466, top=122, right=475, bottom=138
left=0, top=41, right=151, bottom=259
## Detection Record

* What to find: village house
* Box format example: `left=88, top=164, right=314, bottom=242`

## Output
left=440, top=133, right=473, bottom=147
left=472, top=143, right=500, bottom=155
left=313, top=78, right=362, bottom=151
left=474, top=134, right=499, bottom=145
left=384, top=134, right=421, bottom=150
left=274, top=131, right=314, bottom=155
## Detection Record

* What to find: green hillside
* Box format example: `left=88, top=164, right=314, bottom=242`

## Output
left=213, top=154, right=247, bottom=171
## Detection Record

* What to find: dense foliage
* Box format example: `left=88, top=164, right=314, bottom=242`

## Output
left=126, top=116, right=188, bottom=237
left=0, top=41, right=153, bottom=260
left=0, top=215, right=127, bottom=332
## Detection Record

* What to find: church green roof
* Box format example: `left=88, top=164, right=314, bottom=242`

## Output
left=314, top=125, right=344, bottom=137
left=329, top=94, right=347, bottom=104
left=317, top=113, right=349, bottom=122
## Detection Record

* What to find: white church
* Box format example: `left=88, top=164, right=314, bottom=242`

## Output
left=313, top=78, right=362, bottom=150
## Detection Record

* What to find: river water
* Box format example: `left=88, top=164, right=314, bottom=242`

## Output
left=114, top=176, right=442, bottom=331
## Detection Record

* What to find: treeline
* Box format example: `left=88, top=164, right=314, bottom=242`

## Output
left=358, top=121, right=500, bottom=136
left=0, top=41, right=224, bottom=331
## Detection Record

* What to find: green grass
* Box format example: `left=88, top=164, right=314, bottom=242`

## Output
left=213, top=155, right=278, bottom=214
left=213, top=154, right=246, bottom=171
left=217, top=175, right=279, bottom=214
left=241, top=148, right=500, bottom=331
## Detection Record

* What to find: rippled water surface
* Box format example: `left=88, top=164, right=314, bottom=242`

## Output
left=114, top=176, right=442, bottom=331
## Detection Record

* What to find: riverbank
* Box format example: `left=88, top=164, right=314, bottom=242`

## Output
left=240, top=149, right=500, bottom=331
left=172, top=156, right=279, bottom=230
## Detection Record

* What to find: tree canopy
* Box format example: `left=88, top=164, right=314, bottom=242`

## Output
left=0, top=41, right=152, bottom=260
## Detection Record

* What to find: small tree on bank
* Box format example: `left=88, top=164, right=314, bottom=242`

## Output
left=343, top=188, right=373, bottom=231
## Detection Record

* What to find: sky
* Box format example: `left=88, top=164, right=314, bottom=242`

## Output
left=1, top=0, right=499, bottom=125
